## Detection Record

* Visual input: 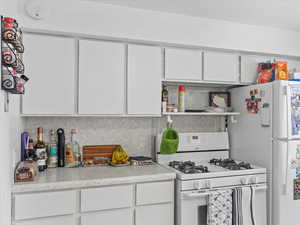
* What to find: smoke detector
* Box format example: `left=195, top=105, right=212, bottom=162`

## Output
left=25, top=0, right=49, bottom=20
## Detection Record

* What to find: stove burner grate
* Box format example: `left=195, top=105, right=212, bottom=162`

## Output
left=209, top=158, right=253, bottom=170
left=168, top=161, right=209, bottom=174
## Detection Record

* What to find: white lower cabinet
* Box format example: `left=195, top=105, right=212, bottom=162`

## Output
left=81, top=185, right=133, bottom=212
left=136, top=181, right=173, bottom=205
left=13, top=180, right=174, bottom=225
left=14, top=190, right=76, bottom=220
left=81, top=209, right=133, bottom=225
left=135, top=204, right=174, bottom=225
left=15, top=216, right=76, bottom=225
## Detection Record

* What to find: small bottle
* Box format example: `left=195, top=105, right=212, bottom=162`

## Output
left=65, top=129, right=81, bottom=168
left=35, top=127, right=47, bottom=172
left=47, top=130, right=58, bottom=168
left=162, top=85, right=168, bottom=113
left=178, top=85, right=186, bottom=112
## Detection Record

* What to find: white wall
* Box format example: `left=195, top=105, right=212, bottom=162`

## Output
left=0, top=93, right=12, bottom=225
left=9, top=0, right=300, bottom=57
left=0, top=93, right=23, bottom=225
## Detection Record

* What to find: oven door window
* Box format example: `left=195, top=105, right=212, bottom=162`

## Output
left=180, top=192, right=208, bottom=225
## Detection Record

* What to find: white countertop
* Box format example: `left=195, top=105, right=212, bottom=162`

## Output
left=12, top=163, right=176, bottom=193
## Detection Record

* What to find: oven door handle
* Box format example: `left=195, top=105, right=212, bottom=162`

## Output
left=184, top=192, right=210, bottom=198
left=182, top=184, right=267, bottom=199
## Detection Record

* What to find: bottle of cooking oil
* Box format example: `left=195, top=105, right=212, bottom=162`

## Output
left=65, top=129, right=81, bottom=168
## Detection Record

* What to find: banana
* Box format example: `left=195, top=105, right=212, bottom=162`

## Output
left=111, top=146, right=129, bottom=165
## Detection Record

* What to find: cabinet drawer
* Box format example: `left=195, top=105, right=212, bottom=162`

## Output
left=81, top=185, right=133, bottom=212
left=14, top=191, right=76, bottom=220
left=81, top=208, right=133, bottom=225
left=15, top=216, right=76, bottom=225
left=136, top=181, right=174, bottom=205
left=135, top=204, right=173, bottom=225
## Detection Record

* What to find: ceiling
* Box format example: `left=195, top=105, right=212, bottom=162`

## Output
left=85, top=0, right=300, bottom=31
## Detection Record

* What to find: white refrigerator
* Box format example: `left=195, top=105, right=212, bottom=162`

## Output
left=230, top=80, right=300, bottom=225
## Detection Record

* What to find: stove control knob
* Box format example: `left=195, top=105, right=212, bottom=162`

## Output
left=194, top=181, right=202, bottom=190
left=205, top=180, right=212, bottom=189
left=241, top=177, right=248, bottom=185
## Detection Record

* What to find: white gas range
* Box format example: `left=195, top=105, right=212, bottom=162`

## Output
left=156, top=132, right=267, bottom=225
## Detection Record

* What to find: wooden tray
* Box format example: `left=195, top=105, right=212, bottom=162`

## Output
left=83, top=145, right=119, bottom=160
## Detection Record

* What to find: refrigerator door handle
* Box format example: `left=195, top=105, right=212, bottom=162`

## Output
left=282, top=144, right=289, bottom=195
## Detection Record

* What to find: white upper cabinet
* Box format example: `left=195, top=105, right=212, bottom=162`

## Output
left=287, top=59, right=300, bottom=73
left=241, top=55, right=272, bottom=84
left=22, top=34, right=75, bottom=114
left=78, top=40, right=125, bottom=115
left=203, top=51, right=239, bottom=83
left=127, top=44, right=162, bottom=115
left=165, top=48, right=202, bottom=81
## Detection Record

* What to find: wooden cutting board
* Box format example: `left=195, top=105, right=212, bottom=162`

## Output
left=83, top=145, right=119, bottom=160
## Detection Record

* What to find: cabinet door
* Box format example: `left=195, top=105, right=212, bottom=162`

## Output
left=287, top=59, right=300, bottom=73
left=81, top=209, right=133, bottom=225
left=127, top=44, right=162, bottom=115
left=136, top=181, right=174, bottom=205
left=22, top=34, right=75, bottom=114
left=203, top=51, right=239, bottom=83
left=15, top=216, right=76, bottom=225
left=241, top=55, right=271, bottom=83
left=79, top=40, right=125, bottom=115
left=81, top=185, right=133, bottom=212
left=165, top=48, right=202, bottom=81
left=14, top=190, right=76, bottom=220
left=135, top=204, right=173, bottom=225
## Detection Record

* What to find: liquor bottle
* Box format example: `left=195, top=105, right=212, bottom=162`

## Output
left=27, top=137, right=37, bottom=161
left=162, top=85, right=168, bottom=113
left=57, top=128, right=65, bottom=167
left=35, top=127, right=47, bottom=172
left=65, top=129, right=81, bottom=168
left=47, top=129, right=58, bottom=168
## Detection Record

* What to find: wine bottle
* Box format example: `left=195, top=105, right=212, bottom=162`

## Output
left=27, top=137, right=37, bottom=161
left=35, top=127, right=47, bottom=172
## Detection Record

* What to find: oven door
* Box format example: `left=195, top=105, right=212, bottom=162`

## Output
left=177, top=185, right=267, bottom=225
left=177, top=190, right=208, bottom=225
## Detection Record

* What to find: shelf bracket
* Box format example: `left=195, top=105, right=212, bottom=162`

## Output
left=230, top=115, right=238, bottom=124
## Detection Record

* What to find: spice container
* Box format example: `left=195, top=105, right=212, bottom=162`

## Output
left=178, top=85, right=186, bottom=112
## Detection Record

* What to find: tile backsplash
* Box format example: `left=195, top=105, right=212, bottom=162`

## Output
left=23, top=116, right=225, bottom=158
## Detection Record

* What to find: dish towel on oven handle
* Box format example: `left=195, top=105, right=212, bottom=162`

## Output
left=232, top=186, right=256, bottom=225
left=207, top=189, right=233, bottom=225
